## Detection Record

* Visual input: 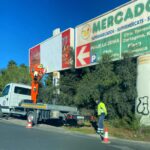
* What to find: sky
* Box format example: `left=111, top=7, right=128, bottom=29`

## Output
left=0, top=0, right=130, bottom=69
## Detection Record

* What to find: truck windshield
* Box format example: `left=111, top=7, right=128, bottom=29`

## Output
left=14, top=86, right=31, bottom=96
left=2, top=85, right=10, bottom=96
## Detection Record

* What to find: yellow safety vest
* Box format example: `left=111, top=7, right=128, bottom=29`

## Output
left=97, top=102, right=107, bottom=116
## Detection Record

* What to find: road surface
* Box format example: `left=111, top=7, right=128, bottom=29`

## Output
left=0, top=119, right=150, bottom=150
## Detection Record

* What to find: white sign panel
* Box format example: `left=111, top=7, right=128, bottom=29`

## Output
left=40, top=35, right=62, bottom=73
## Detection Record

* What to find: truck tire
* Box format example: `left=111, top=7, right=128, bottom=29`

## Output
left=27, top=111, right=38, bottom=125
left=0, top=106, right=3, bottom=118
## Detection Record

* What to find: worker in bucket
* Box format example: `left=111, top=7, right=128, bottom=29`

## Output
left=96, top=98, right=107, bottom=136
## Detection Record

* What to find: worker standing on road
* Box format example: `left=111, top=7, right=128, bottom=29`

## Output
left=96, top=99, right=107, bottom=135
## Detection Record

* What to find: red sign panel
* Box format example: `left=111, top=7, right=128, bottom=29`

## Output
left=76, top=44, right=90, bottom=68
left=62, top=29, right=71, bottom=69
left=30, top=45, right=40, bottom=72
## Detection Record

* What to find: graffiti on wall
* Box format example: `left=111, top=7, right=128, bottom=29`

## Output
left=137, top=96, right=149, bottom=115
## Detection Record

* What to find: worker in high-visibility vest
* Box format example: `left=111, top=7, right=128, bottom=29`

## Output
left=97, top=99, right=107, bottom=135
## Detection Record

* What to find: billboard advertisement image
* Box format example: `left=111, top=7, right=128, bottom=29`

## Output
left=29, top=45, right=40, bottom=72
left=75, top=0, right=150, bottom=68
left=62, top=29, right=72, bottom=69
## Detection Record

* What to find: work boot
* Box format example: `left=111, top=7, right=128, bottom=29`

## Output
left=97, top=130, right=100, bottom=134
left=97, top=128, right=102, bottom=134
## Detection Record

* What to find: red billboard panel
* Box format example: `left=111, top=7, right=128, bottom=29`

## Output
left=62, top=29, right=71, bottom=69
left=30, top=45, right=40, bottom=72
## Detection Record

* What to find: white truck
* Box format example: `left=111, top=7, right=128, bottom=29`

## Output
left=0, top=83, right=79, bottom=125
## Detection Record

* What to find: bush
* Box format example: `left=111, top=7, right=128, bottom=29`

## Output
left=130, top=116, right=141, bottom=131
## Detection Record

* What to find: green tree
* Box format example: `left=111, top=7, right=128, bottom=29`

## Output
left=74, top=54, right=118, bottom=109
left=38, top=74, right=54, bottom=103
left=17, top=64, right=31, bottom=84
left=0, top=61, right=31, bottom=92
left=114, top=54, right=137, bottom=120
left=75, top=70, right=99, bottom=107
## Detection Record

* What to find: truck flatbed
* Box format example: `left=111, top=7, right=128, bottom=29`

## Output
left=20, top=103, right=78, bottom=114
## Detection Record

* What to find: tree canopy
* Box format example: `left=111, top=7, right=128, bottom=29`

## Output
left=0, top=60, right=31, bottom=92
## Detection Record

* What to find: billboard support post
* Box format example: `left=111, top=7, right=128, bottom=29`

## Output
left=52, top=71, right=60, bottom=104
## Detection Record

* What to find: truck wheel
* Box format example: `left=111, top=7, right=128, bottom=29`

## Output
left=0, top=106, right=3, bottom=118
left=27, top=111, right=37, bottom=125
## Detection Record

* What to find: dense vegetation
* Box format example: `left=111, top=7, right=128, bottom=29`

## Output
left=0, top=60, right=31, bottom=92
left=0, top=54, right=137, bottom=125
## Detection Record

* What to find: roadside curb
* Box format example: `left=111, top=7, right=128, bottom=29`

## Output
left=86, top=133, right=150, bottom=145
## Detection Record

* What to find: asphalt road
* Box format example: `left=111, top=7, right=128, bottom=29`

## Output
left=0, top=119, right=150, bottom=150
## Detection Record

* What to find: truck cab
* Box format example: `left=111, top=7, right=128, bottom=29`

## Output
left=0, top=83, right=31, bottom=113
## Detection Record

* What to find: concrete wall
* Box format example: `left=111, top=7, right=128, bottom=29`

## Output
left=136, top=54, right=150, bottom=126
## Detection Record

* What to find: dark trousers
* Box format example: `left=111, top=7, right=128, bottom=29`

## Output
left=98, top=113, right=105, bottom=130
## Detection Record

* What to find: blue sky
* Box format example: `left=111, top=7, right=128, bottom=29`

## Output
left=0, top=0, right=130, bottom=69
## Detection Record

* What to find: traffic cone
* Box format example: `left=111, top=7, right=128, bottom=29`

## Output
left=102, top=128, right=110, bottom=143
left=26, top=119, right=33, bottom=128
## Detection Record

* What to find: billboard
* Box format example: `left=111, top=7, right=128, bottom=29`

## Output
left=75, top=0, right=150, bottom=68
left=29, top=28, right=74, bottom=73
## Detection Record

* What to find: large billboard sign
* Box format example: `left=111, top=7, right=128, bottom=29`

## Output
left=29, top=28, right=74, bottom=73
left=75, top=0, right=150, bottom=68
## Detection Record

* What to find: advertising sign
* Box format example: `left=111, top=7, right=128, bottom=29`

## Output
left=29, top=28, right=74, bottom=73
left=29, top=45, right=40, bottom=72
left=62, top=29, right=71, bottom=68
left=75, top=0, right=150, bottom=68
